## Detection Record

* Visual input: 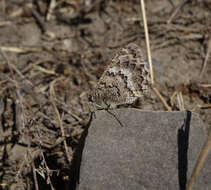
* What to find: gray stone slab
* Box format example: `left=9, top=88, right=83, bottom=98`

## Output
left=77, top=109, right=211, bottom=190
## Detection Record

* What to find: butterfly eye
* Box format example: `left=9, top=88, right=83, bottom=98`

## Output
left=88, top=95, right=95, bottom=102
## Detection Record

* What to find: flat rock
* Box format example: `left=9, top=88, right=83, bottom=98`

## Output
left=76, top=109, right=211, bottom=190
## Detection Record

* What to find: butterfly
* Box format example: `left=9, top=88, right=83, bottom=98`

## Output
left=88, top=43, right=151, bottom=109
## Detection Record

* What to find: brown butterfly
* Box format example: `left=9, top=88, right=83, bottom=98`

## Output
left=88, top=43, right=151, bottom=109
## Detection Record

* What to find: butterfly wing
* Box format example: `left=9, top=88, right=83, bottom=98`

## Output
left=93, top=43, right=151, bottom=107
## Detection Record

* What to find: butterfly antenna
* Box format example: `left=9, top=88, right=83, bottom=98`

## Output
left=106, top=109, right=124, bottom=128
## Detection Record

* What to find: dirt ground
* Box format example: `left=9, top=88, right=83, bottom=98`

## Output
left=0, top=0, right=210, bottom=189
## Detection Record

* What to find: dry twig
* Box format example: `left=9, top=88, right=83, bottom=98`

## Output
left=0, top=21, right=12, bottom=27
left=31, top=6, right=55, bottom=38
left=186, top=130, right=211, bottom=190
left=140, top=0, right=154, bottom=84
left=177, top=91, right=185, bottom=111
left=55, top=99, right=83, bottom=122
left=46, top=0, right=57, bottom=21
left=32, top=64, right=57, bottom=75
left=32, top=121, right=57, bottom=190
left=198, top=83, right=211, bottom=88
left=153, top=87, right=172, bottom=111
left=140, top=0, right=172, bottom=111
left=31, top=8, right=47, bottom=34
left=170, top=90, right=178, bottom=107
left=200, top=37, right=211, bottom=78
left=32, top=158, right=39, bottom=190
left=0, top=48, right=26, bottom=132
left=167, top=0, right=189, bottom=24
left=0, top=46, right=41, bottom=53
left=50, top=78, right=71, bottom=163
left=197, top=104, right=211, bottom=109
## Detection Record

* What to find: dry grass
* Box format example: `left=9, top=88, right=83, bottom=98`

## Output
left=0, top=0, right=210, bottom=189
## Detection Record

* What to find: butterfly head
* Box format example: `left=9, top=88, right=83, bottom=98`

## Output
left=88, top=93, right=95, bottom=103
